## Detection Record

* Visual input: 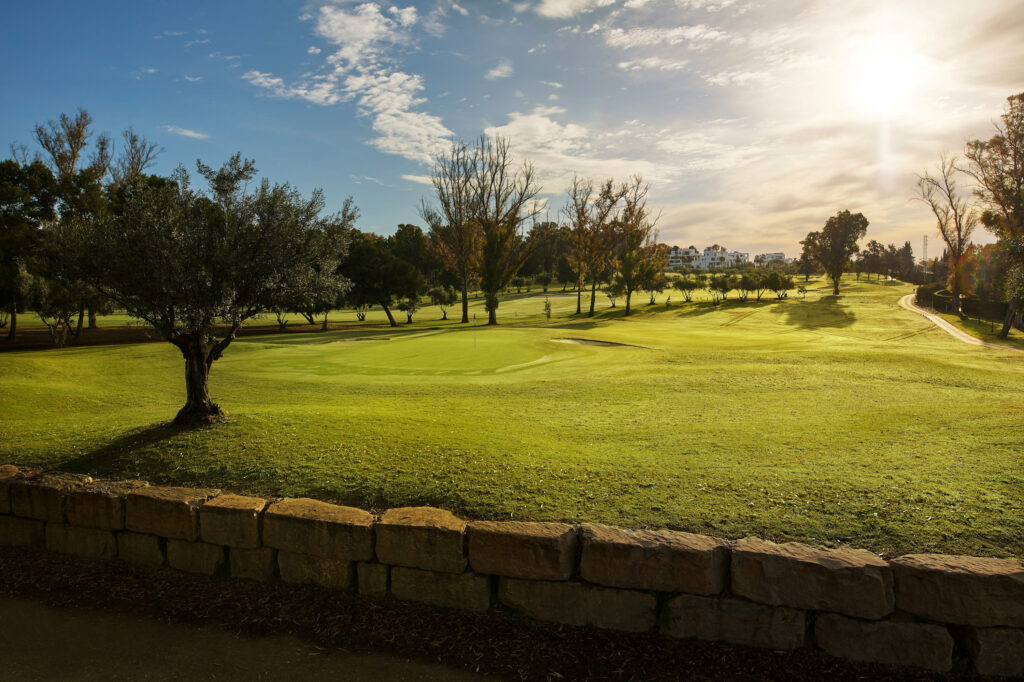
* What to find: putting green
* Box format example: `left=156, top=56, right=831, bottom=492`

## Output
left=2, top=277, right=1022, bottom=558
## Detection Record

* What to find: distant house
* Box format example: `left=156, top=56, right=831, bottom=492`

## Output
left=756, top=252, right=787, bottom=265
left=666, top=244, right=749, bottom=270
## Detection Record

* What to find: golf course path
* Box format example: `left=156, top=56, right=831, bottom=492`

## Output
left=898, top=294, right=1024, bottom=355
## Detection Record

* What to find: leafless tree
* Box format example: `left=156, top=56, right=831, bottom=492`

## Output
left=470, top=135, right=541, bottom=325
left=420, top=140, right=481, bottom=323
left=110, top=128, right=163, bottom=186
left=916, top=154, right=978, bottom=316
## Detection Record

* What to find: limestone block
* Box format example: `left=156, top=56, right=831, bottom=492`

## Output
left=662, top=594, right=806, bottom=650
left=390, top=566, right=490, bottom=612
left=0, top=464, right=21, bottom=514
left=468, top=521, right=577, bottom=580
left=891, top=554, right=1024, bottom=627
left=0, top=515, right=45, bottom=547
left=117, top=532, right=165, bottom=567
left=263, top=498, right=373, bottom=562
left=580, top=523, right=728, bottom=594
left=230, top=547, right=277, bottom=581
left=125, top=486, right=220, bottom=541
left=278, top=551, right=354, bottom=591
left=814, top=613, right=953, bottom=673
left=732, top=537, right=893, bottom=619
left=357, top=562, right=390, bottom=598
left=64, top=480, right=149, bottom=530
left=966, top=627, right=1024, bottom=677
left=376, top=507, right=466, bottom=573
left=200, top=493, right=267, bottom=549
left=166, top=539, right=226, bottom=575
left=499, top=578, right=657, bottom=632
left=9, top=473, right=92, bottom=522
left=45, top=523, right=117, bottom=561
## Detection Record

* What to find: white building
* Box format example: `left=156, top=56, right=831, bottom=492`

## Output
left=666, top=245, right=749, bottom=270
left=757, top=252, right=787, bottom=264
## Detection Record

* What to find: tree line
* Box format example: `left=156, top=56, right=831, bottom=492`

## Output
left=913, top=92, right=1023, bottom=337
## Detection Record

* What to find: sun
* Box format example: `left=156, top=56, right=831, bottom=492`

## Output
left=843, top=30, right=921, bottom=119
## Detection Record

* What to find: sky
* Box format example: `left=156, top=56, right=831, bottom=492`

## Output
left=2, top=0, right=1022, bottom=257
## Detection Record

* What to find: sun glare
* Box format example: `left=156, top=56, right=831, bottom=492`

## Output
left=844, top=31, right=920, bottom=119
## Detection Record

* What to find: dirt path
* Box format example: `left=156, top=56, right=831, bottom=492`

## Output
left=0, top=594, right=487, bottom=681
left=898, top=294, right=1024, bottom=355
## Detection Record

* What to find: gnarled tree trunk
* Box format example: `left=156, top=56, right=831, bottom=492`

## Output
left=998, top=299, right=1020, bottom=339
left=6, top=302, right=15, bottom=341
left=382, top=305, right=398, bottom=327
left=589, top=279, right=598, bottom=316
left=172, top=331, right=234, bottom=425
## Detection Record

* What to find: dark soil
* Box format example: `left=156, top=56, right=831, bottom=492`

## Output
left=0, top=547, right=970, bottom=681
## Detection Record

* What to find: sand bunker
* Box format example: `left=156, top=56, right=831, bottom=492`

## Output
left=552, top=337, right=648, bottom=348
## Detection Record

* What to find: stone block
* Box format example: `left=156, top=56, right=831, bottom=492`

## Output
left=9, top=473, right=92, bottom=522
left=166, top=539, right=226, bottom=575
left=391, top=566, right=491, bottom=612
left=230, top=547, right=277, bottom=581
left=468, top=521, right=577, bottom=581
left=499, top=578, right=657, bottom=632
left=278, top=551, right=354, bottom=591
left=662, top=594, right=806, bottom=650
left=45, top=523, right=117, bottom=561
left=64, top=480, right=149, bottom=531
left=200, top=493, right=267, bottom=549
left=125, top=486, right=219, bottom=541
left=0, top=464, right=21, bottom=514
left=967, top=627, right=1024, bottom=677
left=117, top=532, right=165, bottom=567
left=0, top=515, right=45, bottom=547
left=814, top=613, right=953, bottom=673
left=580, top=523, right=728, bottom=594
left=731, top=537, right=893, bottom=620
left=263, top=498, right=374, bottom=562
left=891, top=554, right=1024, bottom=627
left=376, top=507, right=466, bottom=573
left=358, top=562, right=390, bottom=598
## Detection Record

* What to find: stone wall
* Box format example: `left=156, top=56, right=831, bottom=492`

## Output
left=1, top=465, right=1021, bottom=677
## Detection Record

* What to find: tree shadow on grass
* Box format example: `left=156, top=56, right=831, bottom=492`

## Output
left=59, top=421, right=209, bottom=479
left=773, top=296, right=856, bottom=329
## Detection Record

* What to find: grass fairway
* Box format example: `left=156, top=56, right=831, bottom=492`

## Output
left=2, top=277, right=1022, bottom=558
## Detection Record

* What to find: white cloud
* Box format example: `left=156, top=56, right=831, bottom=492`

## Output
left=675, top=0, right=738, bottom=11
left=540, top=80, right=563, bottom=88
left=244, top=3, right=452, bottom=164
left=182, top=74, right=202, bottom=82
left=388, top=5, right=418, bottom=27
left=485, top=59, right=514, bottom=80
left=308, top=46, right=321, bottom=55
left=618, top=56, right=689, bottom=70
left=451, top=3, right=469, bottom=16
left=162, top=125, right=209, bottom=140
left=603, top=24, right=730, bottom=49
left=484, top=106, right=679, bottom=191
left=401, top=173, right=434, bottom=185
left=534, top=0, right=616, bottom=18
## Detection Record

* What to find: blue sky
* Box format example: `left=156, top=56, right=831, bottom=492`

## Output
left=2, top=0, right=1021, bottom=256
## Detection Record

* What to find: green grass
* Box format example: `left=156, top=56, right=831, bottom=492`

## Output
left=933, top=310, right=1024, bottom=352
left=2, top=277, right=1022, bottom=558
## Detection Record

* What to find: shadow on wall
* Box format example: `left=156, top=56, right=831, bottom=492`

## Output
left=773, top=296, right=857, bottom=330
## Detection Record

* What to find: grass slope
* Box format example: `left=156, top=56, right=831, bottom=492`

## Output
left=2, top=277, right=1022, bottom=558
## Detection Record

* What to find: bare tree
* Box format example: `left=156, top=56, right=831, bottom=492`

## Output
left=470, top=135, right=541, bottom=325
left=562, top=175, right=592, bottom=315
left=33, top=108, right=94, bottom=179
left=110, top=128, right=163, bottom=187
left=421, top=140, right=482, bottom=324
left=916, top=154, right=977, bottom=315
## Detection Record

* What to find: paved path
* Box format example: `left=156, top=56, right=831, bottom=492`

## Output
left=898, top=294, right=1024, bottom=355
left=0, top=595, right=489, bottom=681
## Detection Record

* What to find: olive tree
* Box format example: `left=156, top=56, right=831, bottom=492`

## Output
left=68, top=155, right=353, bottom=424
